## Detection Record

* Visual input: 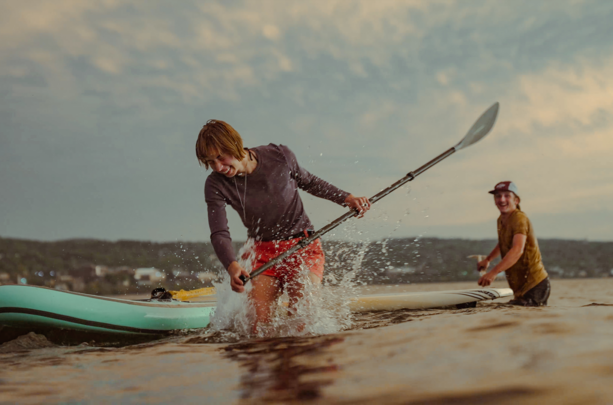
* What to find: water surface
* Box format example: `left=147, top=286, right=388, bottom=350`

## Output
left=3, top=280, right=613, bottom=404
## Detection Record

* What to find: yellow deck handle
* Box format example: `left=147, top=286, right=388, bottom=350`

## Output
left=168, top=287, right=216, bottom=301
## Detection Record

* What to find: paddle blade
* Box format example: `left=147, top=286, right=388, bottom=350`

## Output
left=454, top=102, right=499, bottom=151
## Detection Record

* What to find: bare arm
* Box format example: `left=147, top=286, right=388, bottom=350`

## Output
left=477, top=244, right=501, bottom=272
left=478, top=234, right=526, bottom=287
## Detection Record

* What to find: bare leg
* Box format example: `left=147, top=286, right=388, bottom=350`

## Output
left=249, top=275, right=281, bottom=334
left=286, top=272, right=322, bottom=333
left=287, top=272, right=321, bottom=307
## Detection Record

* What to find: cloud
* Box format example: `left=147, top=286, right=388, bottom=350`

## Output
left=333, top=51, right=613, bottom=236
left=0, top=1, right=434, bottom=104
left=502, top=59, right=613, bottom=134
left=360, top=101, right=398, bottom=128
left=2, top=0, right=613, bottom=242
left=412, top=55, right=613, bottom=226
left=436, top=72, right=450, bottom=86
left=262, top=24, right=281, bottom=41
left=3, top=0, right=608, bottom=106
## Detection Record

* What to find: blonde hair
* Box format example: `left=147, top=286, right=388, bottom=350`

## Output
left=195, top=120, right=247, bottom=169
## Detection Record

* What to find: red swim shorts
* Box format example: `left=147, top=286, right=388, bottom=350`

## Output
left=241, top=237, right=325, bottom=283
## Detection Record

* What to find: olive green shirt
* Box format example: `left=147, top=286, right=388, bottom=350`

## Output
left=497, top=209, right=548, bottom=298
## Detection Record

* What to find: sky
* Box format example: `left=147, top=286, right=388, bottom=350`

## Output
left=1, top=0, right=612, bottom=243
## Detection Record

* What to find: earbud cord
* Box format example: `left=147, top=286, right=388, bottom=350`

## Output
left=234, top=149, right=254, bottom=222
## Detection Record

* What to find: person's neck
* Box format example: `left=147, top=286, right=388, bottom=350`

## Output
left=500, top=208, right=517, bottom=222
left=237, top=156, right=257, bottom=176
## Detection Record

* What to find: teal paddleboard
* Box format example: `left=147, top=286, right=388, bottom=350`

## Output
left=0, top=285, right=214, bottom=337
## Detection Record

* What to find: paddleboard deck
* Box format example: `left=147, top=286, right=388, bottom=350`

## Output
left=349, top=288, right=512, bottom=312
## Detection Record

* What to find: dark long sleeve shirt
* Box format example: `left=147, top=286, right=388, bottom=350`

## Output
left=204, top=144, right=350, bottom=269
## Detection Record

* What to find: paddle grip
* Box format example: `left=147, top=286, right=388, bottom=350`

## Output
left=239, top=274, right=250, bottom=285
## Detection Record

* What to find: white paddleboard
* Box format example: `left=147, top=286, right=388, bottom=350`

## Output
left=349, top=288, right=513, bottom=312
left=195, top=287, right=512, bottom=312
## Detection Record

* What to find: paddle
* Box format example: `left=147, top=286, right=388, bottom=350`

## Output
left=239, top=102, right=500, bottom=285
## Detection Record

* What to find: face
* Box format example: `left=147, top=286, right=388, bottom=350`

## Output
left=494, top=191, right=519, bottom=214
left=204, top=150, right=241, bottom=177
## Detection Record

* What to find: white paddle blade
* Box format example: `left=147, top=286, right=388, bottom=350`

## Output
left=454, top=102, right=499, bottom=151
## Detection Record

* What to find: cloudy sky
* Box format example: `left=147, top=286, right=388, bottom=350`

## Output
left=1, top=0, right=612, bottom=244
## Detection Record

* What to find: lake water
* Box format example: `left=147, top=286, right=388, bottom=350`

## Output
left=2, top=279, right=613, bottom=404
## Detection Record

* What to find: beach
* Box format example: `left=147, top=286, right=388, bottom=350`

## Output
left=2, top=278, right=613, bottom=404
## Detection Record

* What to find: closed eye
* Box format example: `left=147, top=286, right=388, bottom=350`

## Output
left=205, top=155, right=222, bottom=163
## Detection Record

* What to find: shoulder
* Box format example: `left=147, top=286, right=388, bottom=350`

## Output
left=510, top=210, right=531, bottom=231
left=277, top=144, right=298, bottom=162
left=205, top=172, right=227, bottom=197
left=511, top=210, right=529, bottom=222
left=253, top=143, right=292, bottom=155
left=205, top=171, right=223, bottom=186
left=254, top=143, right=296, bottom=164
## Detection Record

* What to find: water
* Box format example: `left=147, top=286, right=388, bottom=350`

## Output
left=209, top=239, right=358, bottom=339
left=3, top=280, right=613, bottom=403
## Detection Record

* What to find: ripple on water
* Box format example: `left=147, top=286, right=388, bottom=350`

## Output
left=221, top=335, right=344, bottom=402
left=0, top=301, right=518, bottom=404
left=0, top=332, right=56, bottom=353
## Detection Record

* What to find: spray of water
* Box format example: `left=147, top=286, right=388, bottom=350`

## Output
left=206, top=184, right=422, bottom=339
left=208, top=240, right=256, bottom=338
left=208, top=239, right=359, bottom=339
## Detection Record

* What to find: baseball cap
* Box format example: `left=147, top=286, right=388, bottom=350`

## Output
left=488, top=181, right=519, bottom=196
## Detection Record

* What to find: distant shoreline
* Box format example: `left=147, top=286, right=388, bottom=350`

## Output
left=2, top=236, right=612, bottom=297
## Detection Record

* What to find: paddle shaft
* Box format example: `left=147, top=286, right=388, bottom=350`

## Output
left=240, top=146, right=457, bottom=284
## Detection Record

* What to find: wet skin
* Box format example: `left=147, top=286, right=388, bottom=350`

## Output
left=250, top=272, right=322, bottom=334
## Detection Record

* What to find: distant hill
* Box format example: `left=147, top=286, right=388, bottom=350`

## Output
left=323, top=237, right=613, bottom=284
left=0, top=237, right=230, bottom=294
left=1, top=236, right=612, bottom=294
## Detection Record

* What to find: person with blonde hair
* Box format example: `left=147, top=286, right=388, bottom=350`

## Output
left=196, top=120, right=371, bottom=331
left=477, top=181, right=551, bottom=306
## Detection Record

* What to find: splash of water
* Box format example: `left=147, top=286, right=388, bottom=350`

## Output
left=208, top=239, right=256, bottom=337
left=208, top=239, right=359, bottom=339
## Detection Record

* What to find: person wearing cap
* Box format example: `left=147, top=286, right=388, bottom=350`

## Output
left=477, top=181, right=551, bottom=306
left=195, top=120, right=371, bottom=333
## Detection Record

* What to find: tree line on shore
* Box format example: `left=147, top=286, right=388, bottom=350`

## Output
left=1, top=236, right=612, bottom=295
